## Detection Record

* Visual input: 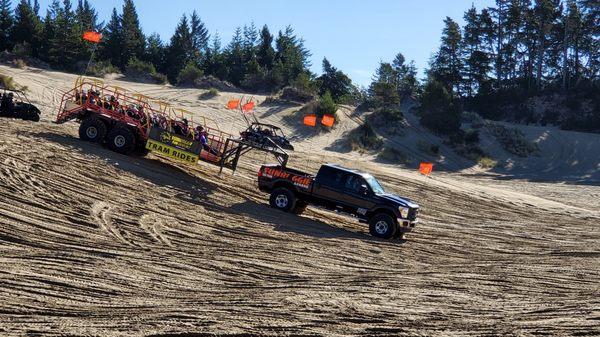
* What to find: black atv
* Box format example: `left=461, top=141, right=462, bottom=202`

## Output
left=0, top=88, right=41, bottom=122
left=240, top=122, right=294, bottom=151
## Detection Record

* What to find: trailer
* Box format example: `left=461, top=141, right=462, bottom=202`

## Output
left=56, top=78, right=290, bottom=173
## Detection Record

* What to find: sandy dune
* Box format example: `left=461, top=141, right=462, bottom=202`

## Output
left=0, top=66, right=599, bottom=336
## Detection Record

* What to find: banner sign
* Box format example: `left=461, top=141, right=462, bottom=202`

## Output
left=146, top=127, right=202, bottom=164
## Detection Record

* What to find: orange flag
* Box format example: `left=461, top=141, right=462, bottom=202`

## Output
left=242, top=101, right=255, bottom=113
left=83, top=31, right=102, bottom=43
left=419, top=162, right=433, bottom=176
left=226, top=100, right=240, bottom=110
left=321, top=114, right=335, bottom=128
left=303, top=114, right=317, bottom=127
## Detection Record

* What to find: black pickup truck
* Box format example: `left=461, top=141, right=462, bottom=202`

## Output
left=258, top=164, right=420, bottom=239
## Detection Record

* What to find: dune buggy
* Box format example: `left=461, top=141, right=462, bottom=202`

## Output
left=0, top=88, right=41, bottom=122
left=240, top=122, right=294, bottom=151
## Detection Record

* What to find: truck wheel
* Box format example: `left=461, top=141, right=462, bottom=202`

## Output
left=107, top=126, right=136, bottom=155
left=269, top=188, right=296, bottom=213
left=292, top=201, right=308, bottom=215
left=79, top=117, right=107, bottom=142
left=369, top=213, right=397, bottom=239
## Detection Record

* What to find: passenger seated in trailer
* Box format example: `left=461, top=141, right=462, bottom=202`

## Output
left=172, top=118, right=190, bottom=137
left=109, top=96, right=119, bottom=110
left=195, top=126, right=219, bottom=156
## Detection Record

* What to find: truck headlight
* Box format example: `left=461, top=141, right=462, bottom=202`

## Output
left=399, top=207, right=409, bottom=219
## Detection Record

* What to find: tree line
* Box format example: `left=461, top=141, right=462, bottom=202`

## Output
left=368, top=0, right=599, bottom=134
left=0, top=0, right=357, bottom=108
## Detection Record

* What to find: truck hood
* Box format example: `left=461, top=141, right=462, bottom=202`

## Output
left=377, top=193, right=419, bottom=208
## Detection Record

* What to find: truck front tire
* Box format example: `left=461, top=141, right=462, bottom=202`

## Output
left=79, top=117, right=107, bottom=143
left=369, top=213, right=397, bottom=239
left=269, top=188, right=296, bottom=213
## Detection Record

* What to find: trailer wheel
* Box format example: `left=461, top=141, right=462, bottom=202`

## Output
left=79, top=117, right=107, bottom=142
left=107, top=126, right=136, bottom=155
left=292, top=201, right=308, bottom=215
left=369, top=213, right=397, bottom=239
left=269, top=188, right=296, bottom=213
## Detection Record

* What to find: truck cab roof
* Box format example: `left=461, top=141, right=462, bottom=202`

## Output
left=322, top=164, right=369, bottom=177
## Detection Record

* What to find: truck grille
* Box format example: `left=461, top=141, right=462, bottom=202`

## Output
left=408, top=208, right=419, bottom=221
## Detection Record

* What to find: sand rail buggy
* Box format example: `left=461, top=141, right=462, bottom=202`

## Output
left=240, top=122, right=294, bottom=151
left=0, top=88, right=41, bottom=122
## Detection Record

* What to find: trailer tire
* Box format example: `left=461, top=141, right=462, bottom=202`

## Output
left=292, top=201, right=308, bottom=215
left=269, top=188, right=296, bottom=213
left=107, top=126, right=136, bottom=155
left=79, top=117, right=107, bottom=142
left=369, top=213, right=397, bottom=239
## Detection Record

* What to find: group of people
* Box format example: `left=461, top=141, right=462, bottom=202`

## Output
left=75, top=89, right=147, bottom=123
left=150, top=115, right=220, bottom=156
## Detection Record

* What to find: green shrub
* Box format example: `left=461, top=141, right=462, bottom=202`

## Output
left=377, top=146, right=410, bottom=165
left=87, top=61, right=120, bottom=77
left=199, top=88, right=219, bottom=100
left=417, top=140, right=440, bottom=156
left=177, top=62, right=204, bottom=86
left=349, top=122, right=383, bottom=151
left=316, top=91, right=337, bottom=118
left=486, top=123, right=539, bottom=157
left=125, top=57, right=167, bottom=84
left=0, top=74, right=26, bottom=91
left=478, top=156, right=498, bottom=168
left=15, top=59, right=27, bottom=69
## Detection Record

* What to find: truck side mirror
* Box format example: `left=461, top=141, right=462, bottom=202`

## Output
left=359, top=184, right=369, bottom=195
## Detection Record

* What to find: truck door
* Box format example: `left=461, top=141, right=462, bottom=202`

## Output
left=340, top=174, right=377, bottom=216
left=312, top=167, right=347, bottom=209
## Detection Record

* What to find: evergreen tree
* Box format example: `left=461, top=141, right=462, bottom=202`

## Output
left=429, top=17, right=463, bottom=96
left=11, top=0, right=42, bottom=57
left=392, top=52, right=420, bottom=100
left=224, top=26, right=245, bottom=85
left=462, top=5, right=492, bottom=95
left=145, top=33, right=166, bottom=73
left=273, top=26, right=311, bottom=88
left=165, top=15, right=191, bottom=83
left=318, top=57, right=353, bottom=103
left=533, top=0, right=561, bottom=88
left=419, top=79, right=462, bottom=135
left=120, top=0, right=145, bottom=67
left=190, top=11, right=210, bottom=55
left=257, top=25, right=274, bottom=70
left=0, top=0, right=13, bottom=52
left=369, top=62, right=400, bottom=108
left=101, top=8, right=122, bottom=68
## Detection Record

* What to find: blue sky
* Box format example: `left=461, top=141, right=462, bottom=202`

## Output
left=34, top=0, right=497, bottom=86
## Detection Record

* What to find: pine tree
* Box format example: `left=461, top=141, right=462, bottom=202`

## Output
left=392, top=53, right=419, bottom=100
left=165, top=15, right=191, bottom=83
left=121, top=0, right=144, bottom=67
left=419, top=79, right=462, bottom=135
left=429, top=17, right=464, bottom=96
left=11, top=0, right=42, bottom=57
left=369, top=62, right=400, bottom=108
left=101, top=8, right=123, bottom=68
left=273, top=26, right=311, bottom=88
left=224, top=26, right=245, bottom=85
left=257, top=25, right=274, bottom=70
left=190, top=10, right=209, bottom=61
left=0, top=0, right=13, bottom=52
left=145, top=33, right=165, bottom=73
left=533, top=0, right=561, bottom=88
left=318, top=57, right=353, bottom=103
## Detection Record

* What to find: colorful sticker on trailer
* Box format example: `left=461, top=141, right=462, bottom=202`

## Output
left=148, top=126, right=202, bottom=154
left=146, top=139, right=199, bottom=164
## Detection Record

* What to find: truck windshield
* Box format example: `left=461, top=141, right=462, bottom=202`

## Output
left=364, top=174, right=385, bottom=194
